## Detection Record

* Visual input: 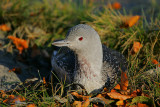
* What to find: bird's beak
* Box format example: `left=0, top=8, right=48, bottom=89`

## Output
left=52, top=40, right=70, bottom=47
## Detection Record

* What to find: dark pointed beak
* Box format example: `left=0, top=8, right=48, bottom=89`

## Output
left=52, top=40, right=70, bottom=47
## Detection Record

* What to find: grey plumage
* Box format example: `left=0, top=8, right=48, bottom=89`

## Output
left=51, top=24, right=127, bottom=93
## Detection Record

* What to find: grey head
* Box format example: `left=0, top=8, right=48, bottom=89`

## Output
left=52, top=24, right=102, bottom=53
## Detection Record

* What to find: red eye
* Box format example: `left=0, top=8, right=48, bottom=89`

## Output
left=79, top=37, right=83, bottom=41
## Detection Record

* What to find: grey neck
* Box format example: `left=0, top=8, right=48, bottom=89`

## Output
left=73, top=41, right=104, bottom=93
left=74, top=38, right=103, bottom=80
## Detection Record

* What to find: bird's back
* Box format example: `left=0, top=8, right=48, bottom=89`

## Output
left=101, top=45, right=128, bottom=89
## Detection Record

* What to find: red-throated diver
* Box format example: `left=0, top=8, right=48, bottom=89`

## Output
left=51, top=24, right=127, bottom=93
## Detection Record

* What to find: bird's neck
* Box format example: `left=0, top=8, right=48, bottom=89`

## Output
left=74, top=43, right=104, bottom=93
left=76, top=43, right=103, bottom=78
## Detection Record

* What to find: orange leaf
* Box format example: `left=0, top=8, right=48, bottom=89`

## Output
left=120, top=71, right=128, bottom=91
left=111, top=89, right=116, bottom=92
left=71, top=92, right=91, bottom=101
left=0, top=90, right=7, bottom=98
left=137, top=103, right=149, bottom=107
left=111, top=2, right=121, bottom=10
left=73, top=101, right=82, bottom=107
left=103, top=87, right=108, bottom=92
left=81, top=99, right=90, bottom=107
left=121, top=16, right=140, bottom=28
left=3, top=95, right=25, bottom=104
left=131, top=42, right=143, bottom=54
left=111, top=84, right=121, bottom=92
left=151, top=59, right=159, bottom=65
left=125, top=16, right=140, bottom=27
left=107, top=92, right=131, bottom=100
left=8, top=95, right=15, bottom=99
left=27, top=104, right=36, bottom=107
left=114, top=84, right=121, bottom=90
left=3, top=95, right=15, bottom=103
left=96, top=94, right=111, bottom=105
left=17, top=95, right=26, bottom=101
left=116, top=100, right=124, bottom=106
left=43, top=77, right=46, bottom=84
left=0, top=24, right=11, bottom=31
left=93, top=104, right=101, bottom=107
left=130, top=89, right=142, bottom=97
left=8, top=36, right=28, bottom=54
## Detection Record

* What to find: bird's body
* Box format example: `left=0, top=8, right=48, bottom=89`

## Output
left=51, top=24, right=127, bottom=93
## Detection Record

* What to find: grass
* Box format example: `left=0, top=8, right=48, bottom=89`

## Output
left=0, top=0, right=160, bottom=106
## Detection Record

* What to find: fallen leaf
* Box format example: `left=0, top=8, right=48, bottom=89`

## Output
left=120, top=71, right=128, bottom=91
left=103, top=87, right=108, bottom=92
left=111, top=2, right=121, bottom=10
left=131, top=96, right=152, bottom=106
left=16, top=95, right=26, bottom=102
left=107, top=92, right=131, bottom=100
left=0, top=90, right=7, bottom=98
left=137, top=103, right=149, bottom=107
left=111, top=84, right=121, bottom=92
left=111, top=89, right=116, bottom=92
left=131, top=89, right=142, bottom=97
left=126, top=16, right=140, bottom=27
left=71, top=92, right=91, bottom=101
left=0, top=24, right=11, bottom=31
left=82, top=99, right=90, bottom=107
left=121, top=16, right=140, bottom=28
left=131, top=41, right=143, bottom=54
left=96, top=94, right=112, bottom=105
left=27, top=103, right=36, bottom=107
left=114, top=84, right=121, bottom=90
left=8, top=36, right=28, bottom=54
left=93, top=103, right=104, bottom=107
left=3, top=95, right=25, bottom=104
left=120, top=89, right=131, bottom=95
left=151, top=59, right=159, bottom=65
left=3, top=95, right=15, bottom=103
left=116, top=100, right=124, bottom=106
left=43, top=77, right=46, bottom=84
left=151, top=59, right=160, bottom=67
left=73, top=101, right=82, bottom=107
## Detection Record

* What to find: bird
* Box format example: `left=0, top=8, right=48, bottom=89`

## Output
left=51, top=24, right=127, bottom=94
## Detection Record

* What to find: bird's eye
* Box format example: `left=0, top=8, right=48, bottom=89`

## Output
left=78, top=37, right=83, bottom=41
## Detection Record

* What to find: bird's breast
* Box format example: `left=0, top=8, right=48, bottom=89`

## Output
left=74, top=57, right=104, bottom=93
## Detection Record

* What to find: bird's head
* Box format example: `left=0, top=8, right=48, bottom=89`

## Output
left=52, top=24, right=101, bottom=53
